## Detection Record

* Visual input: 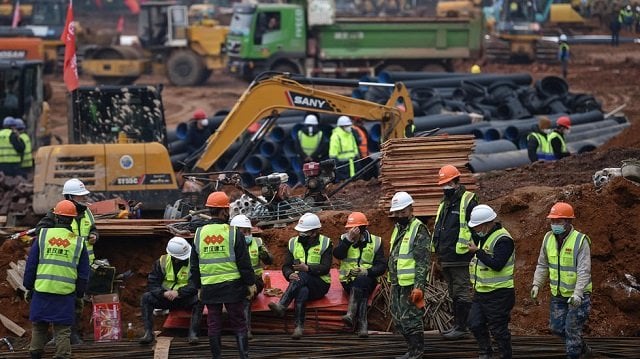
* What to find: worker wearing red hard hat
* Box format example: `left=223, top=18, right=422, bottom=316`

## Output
left=531, top=202, right=593, bottom=359
left=185, top=108, right=213, bottom=154
left=546, top=116, right=571, bottom=160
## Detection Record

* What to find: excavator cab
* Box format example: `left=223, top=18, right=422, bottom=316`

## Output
left=138, top=2, right=187, bottom=49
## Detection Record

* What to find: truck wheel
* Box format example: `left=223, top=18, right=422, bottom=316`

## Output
left=167, top=50, right=206, bottom=86
left=199, top=69, right=213, bottom=85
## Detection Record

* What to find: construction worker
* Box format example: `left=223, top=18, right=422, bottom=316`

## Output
left=351, top=117, right=369, bottom=158
left=547, top=116, right=571, bottom=161
left=388, top=191, right=430, bottom=359
left=0, top=116, right=25, bottom=176
left=24, top=200, right=90, bottom=359
left=558, top=34, right=570, bottom=79
left=635, top=6, right=640, bottom=33
left=230, top=214, right=274, bottom=339
left=185, top=109, right=213, bottom=154
left=526, top=116, right=552, bottom=162
left=333, top=211, right=386, bottom=337
left=432, top=165, right=477, bottom=340
left=466, top=205, right=516, bottom=359
left=295, top=113, right=327, bottom=163
left=139, top=237, right=202, bottom=345
left=531, top=202, right=593, bottom=358
left=470, top=64, right=481, bottom=74
left=268, top=212, right=333, bottom=340
left=610, top=11, right=622, bottom=47
left=329, top=115, right=359, bottom=181
left=619, top=5, right=634, bottom=32
left=14, top=118, right=33, bottom=176
left=404, top=119, right=416, bottom=138
left=190, top=192, right=256, bottom=359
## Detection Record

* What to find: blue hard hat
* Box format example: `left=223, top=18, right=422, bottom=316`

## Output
left=14, top=118, right=25, bottom=130
left=2, top=116, right=15, bottom=127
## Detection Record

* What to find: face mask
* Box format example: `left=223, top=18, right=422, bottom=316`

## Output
left=443, top=188, right=456, bottom=197
left=343, top=126, right=352, bottom=132
left=395, top=217, right=410, bottom=226
left=199, top=119, right=209, bottom=127
left=551, top=224, right=566, bottom=235
left=307, top=126, right=315, bottom=135
left=244, top=235, right=253, bottom=245
left=564, top=128, right=571, bottom=135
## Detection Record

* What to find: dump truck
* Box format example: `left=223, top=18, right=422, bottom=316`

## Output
left=226, top=0, right=483, bottom=80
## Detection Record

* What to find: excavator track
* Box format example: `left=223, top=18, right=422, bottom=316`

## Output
left=535, top=40, right=559, bottom=63
left=484, top=37, right=512, bottom=63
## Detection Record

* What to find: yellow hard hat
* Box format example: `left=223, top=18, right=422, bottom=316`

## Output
left=471, top=64, right=481, bottom=74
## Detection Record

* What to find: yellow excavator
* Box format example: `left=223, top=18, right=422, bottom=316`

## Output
left=33, top=73, right=414, bottom=214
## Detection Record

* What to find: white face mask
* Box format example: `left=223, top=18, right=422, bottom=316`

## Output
left=343, top=126, right=352, bottom=132
left=442, top=185, right=455, bottom=190
left=307, top=126, right=314, bottom=135
left=199, top=119, right=209, bottom=127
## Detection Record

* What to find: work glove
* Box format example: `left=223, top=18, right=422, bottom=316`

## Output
left=530, top=285, right=539, bottom=300
left=349, top=268, right=368, bottom=277
left=25, top=290, right=32, bottom=303
left=567, top=294, right=582, bottom=308
left=409, top=288, right=425, bottom=309
left=247, top=284, right=258, bottom=300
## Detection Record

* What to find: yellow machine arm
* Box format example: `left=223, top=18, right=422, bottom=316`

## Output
left=194, top=74, right=413, bottom=172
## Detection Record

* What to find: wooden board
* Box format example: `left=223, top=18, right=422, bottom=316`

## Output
left=153, top=336, right=173, bottom=359
left=0, top=313, right=25, bottom=337
left=6, top=269, right=27, bottom=292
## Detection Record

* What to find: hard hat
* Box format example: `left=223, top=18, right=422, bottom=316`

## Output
left=230, top=214, right=252, bottom=228
left=294, top=212, right=321, bottom=232
left=390, top=191, right=414, bottom=212
left=193, top=109, right=207, bottom=120
left=2, top=116, right=15, bottom=127
left=205, top=191, right=230, bottom=208
left=556, top=116, right=571, bottom=129
left=303, top=114, right=319, bottom=126
left=345, top=211, right=369, bottom=228
left=166, top=236, right=191, bottom=261
left=337, top=116, right=352, bottom=127
left=627, top=4, right=632, bottom=10
left=437, top=165, right=461, bottom=185
left=468, top=204, right=497, bottom=228
left=547, top=202, right=575, bottom=219
left=559, top=34, right=567, bottom=42
left=62, top=178, right=90, bottom=196
left=13, top=118, right=25, bottom=130
left=470, top=64, right=481, bottom=74
left=53, top=200, right=78, bottom=217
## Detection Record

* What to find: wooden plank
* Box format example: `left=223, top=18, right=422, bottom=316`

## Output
left=0, top=313, right=26, bottom=337
left=6, top=269, right=27, bottom=292
left=153, top=336, right=173, bottom=359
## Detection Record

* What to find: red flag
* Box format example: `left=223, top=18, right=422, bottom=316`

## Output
left=11, top=0, right=21, bottom=28
left=123, top=0, right=140, bottom=15
left=116, top=15, right=124, bottom=33
left=60, top=0, right=78, bottom=92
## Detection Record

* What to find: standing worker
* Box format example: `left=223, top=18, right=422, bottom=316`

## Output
left=14, top=118, right=33, bottom=177
left=531, top=202, right=593, bottom=359
left=558, top=34, right=570, bottom=79
left=619, top=5, right=634, bottom=32
left=138, top=237, right=202, bottom=345
left=0, top=116, right=25, bottom=176
left=333, top=211, right=386, bottom=337
left=190, top=192, right=256, bottom=359
left=268, top=213, right=333, bottom=339
left=230, top=214, right=274, bottom=339
left=431, top=165, right=478, bottom=340
left=329, top=115, right=359, bottom=181
left=547, top=116, right=571, bottom=161
left=185, top=109, right=213, bottom=155
left=388, top=191, right=430, bottom=359
left=610, top=11, right=622, bottom=47
left=527, top=117, right=551, bottom=162
left=295, top=114, right=327, bottom=163
left=24, top=200, right=90, bottom=359
left=466, top=205, right=516, bottom=359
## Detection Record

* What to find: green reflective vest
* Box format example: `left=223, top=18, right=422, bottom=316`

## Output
left=247, top=237, right=264, bottom=276
left=338, top=233, right=381, bottom=283
left=288, top=235, right=331, bottom=284
left=527, top=132, right=550, bottom=160
left=71, top=210, right=96, bottom=263
left=433, top=191, right=476, bottom=254
left=159, top=254, right=190, bottom=291
left=543, top=229, right=592, bottom=297
left=546, top=131, right=567, bottom=160
left=194, top=224, right=241, bottom=285
left=469, top=227, right=515, bottom=293
left=35, top=227, right=84, bottom=295
left=389, top=218, right=424, bottom=287
left=19, top=132, right=32, bottom=168
left=329, top=128, right=358, bottom=177
left=298, top=130, right=322, bottom=157
left=0, top=128, right=21, bottom=164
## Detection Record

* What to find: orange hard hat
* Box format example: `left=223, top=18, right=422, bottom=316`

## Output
left=556, top=116, right=571, bottom=129
left=53, top=200, right=78, bottom=217
left=345, top=211, right=369, bottom=228
left=437, top=165, right=461, bottom=185
left=193, top=109, right=207, bottom=120
left=205, top=191, right=230, bottom=208
left=547, top=202, right=575, bottom=219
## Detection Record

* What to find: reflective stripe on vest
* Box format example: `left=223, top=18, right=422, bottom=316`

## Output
left=545, top=131, right=567, bottom=160
left=544, top=229, right=592, bottom=297
left=527, top=132, right=550, bottom=160
left=469, top=227, right=515, bottom=293
left=19, top=133, right=32, bottom=168
left=338, top=234, right=381, bottom=283
left=0, top=129, right=21, bottom=163
left=35, top=228, right=83, bottom=295
left=160, top=254, right=190, bottom=291
left=71, top=210, right=96, bottom=263
left=433, top=191, right=476, bottom=254
left=194, top=224, right=240, bottom=285
left=298, top=130, right=322, bottom=157
left=389, top=218, right=423, bottom=286
left=248, top=237, right=264, bottom=276
left=288, top=235, right=331, bottom=284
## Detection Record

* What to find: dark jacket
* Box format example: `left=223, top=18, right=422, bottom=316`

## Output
left=549, top=130, right=570, bottom=160
left=147, top=256, right=197, bottom=300
left=282, top=234, right=333, bottom=281
left=527, top=125, right=546, bottom=162
left=333, top=230, right=386, bottom=279
left=433, top=186, right=478, bottom=264
left=471, top=222, right=515, bottom=272
left=185, top=122, right=213, bottom=154
left=189, top=218, right=255, bottom=304
left=9, top=131, right=25, bottom=153
left=35, top=202, right=99, bottom=242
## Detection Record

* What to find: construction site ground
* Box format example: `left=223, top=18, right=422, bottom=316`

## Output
left=0, top=40, right=639, bottom=356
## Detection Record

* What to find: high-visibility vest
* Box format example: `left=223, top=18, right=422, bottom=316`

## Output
left=527, top=132, right=550, bottom=160
left=338, top=233, right=381, bottom=283
left=298, top=130, right=322, bottom=157
left=433, top=191, right=476, bottom=254
left=469, top=227, right=515, bottom=293
left=558, top=43, right=570, bottom=60
left=194, top=224, right=241, bottom=285
left=159, top=254, right=190, bottom=291
left=288, top=235, right=331, bottom=284
left=0, top=129, right=21, bottom=164
left=389, top=218, right=424, bottom=286
left=352, top=125, right=368, bottom=157
left=543, top=229, right=592, bottom=297
left=329, top=128, right=358, bottom=177
left=35, top=227, right=84, bottom=295
left=71, top=210, right=96, bottom=263
left=404, top=124, right=416, bottom=138
left=546, top=131, right=567, bottom=160
left=19, top=133, right=33, bottom=168
left=247, top=237, right=264, bottom=276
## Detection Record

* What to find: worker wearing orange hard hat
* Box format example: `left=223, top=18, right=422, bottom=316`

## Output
left=333, top=212, right=386, bottom=338
left=531, top=202, right=593, bottom=359
left=545, top=116, right=571, bottom=161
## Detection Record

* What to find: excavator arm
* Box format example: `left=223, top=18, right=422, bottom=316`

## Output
left=193, top=74, right=413, bottom=172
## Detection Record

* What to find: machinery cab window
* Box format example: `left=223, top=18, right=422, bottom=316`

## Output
left=254, top=11, right=280, bottom=45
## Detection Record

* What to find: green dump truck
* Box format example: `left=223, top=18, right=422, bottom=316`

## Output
left=226, top=0, right=483, bottom=80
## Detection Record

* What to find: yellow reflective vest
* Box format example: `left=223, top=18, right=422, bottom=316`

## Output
left=469, top=227, right=515, bottom=293
left=527, top=132, right=551, bottom=160
left=71, top=210, right=96, bottom=263
left=298, top=130, right=322, bottom=157
left=546, top=131, right=567, bottom=160
left=389, top=218, right=424, bottom=287
left=194, top=224, right=241, bottom=285
left=247, top=237, right=265, bottom=276
left=19, top=132, right=32, bottom=168
left=35, top=227, right=84, bottom=295
left=543, top=229, right=592, bottom=297
left=329, top=127, right=358, bottom=177
left=433, top=191, right=476, bottom=255
left=288, top=235, right=331, bottom=284
left=338, top=233, right=381, bottom=283
left=159, top=254, right=190, bottom=291
left=0, top=128, right=21, bottom=164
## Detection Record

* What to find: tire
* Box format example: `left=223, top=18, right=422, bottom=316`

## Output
left=167, top=50, right=206, bottom=86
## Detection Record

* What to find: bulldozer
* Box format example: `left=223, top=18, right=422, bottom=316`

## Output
left=82, top=2, right=228, bottom=86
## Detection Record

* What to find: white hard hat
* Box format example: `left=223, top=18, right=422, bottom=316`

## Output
left=304, top=114, right=319, bottom=125
left=390, top=191, right=414, bottom=212
left=468, top=205, right=497, bottom=228
left=230, top=214, right=252, bottom=229
left=166, top=236, right=191, bottom=260
left=294, top=212, right=321, bottom=232
left=62, top=178, right=90, bottom=196
left=337, top=116, right=352, bottom=127
left=559, top=34, right=567, bottom=42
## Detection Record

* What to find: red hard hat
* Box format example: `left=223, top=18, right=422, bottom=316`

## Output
left=437, top=165, right=461, bottom=185
left=53, top=200, right=78, bottom=217
left=547, top=202, right=575, bottom=219
left=193, top=109, right=207, bottom=120
left=205, top=191, right=230, bottom=208
left=345, top=212, right=369, bottom=228
left=556, top=116, right=571, bottom=129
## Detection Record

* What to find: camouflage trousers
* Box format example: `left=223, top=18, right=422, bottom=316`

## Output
left=550, top=294, right=591, bottom=359
left=390, top=285, right=424, bottom=336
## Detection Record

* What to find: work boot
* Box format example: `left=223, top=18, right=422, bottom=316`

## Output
left=581, top=342, right=593, bottom=358
left=268, top=282, right=298, bottom=317
left=478, top=354, right=492, bottom=359
left=476, top=332, right=493, bottom=359
left=29, top=352, right=43, bottom=359
left=236, top=334, right=250, bottom=359
left=243, top=300, right=253, bottom=340
left=188, top=302, right=203, bottom=344
left=341, top=289, right=358, bottom=327
left=70, top=326, right=83, bottom=345
left=356, top=294, right=369, bottom=338
left=496, top=337, right=512, bottom=359
left=443, top=301, right=470, bottom=340
left=407, top=333, right=424, bottom=359
left=138, top=302, right=155, bottom=345
left=291, top=301, right=305, bottom=340
left=209, top=335, right=222, bottom=359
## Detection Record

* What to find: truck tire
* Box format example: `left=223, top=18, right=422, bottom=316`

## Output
left=167, top=50, right=206, bottom=87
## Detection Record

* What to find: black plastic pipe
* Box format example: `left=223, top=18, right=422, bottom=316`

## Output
left=401, top=73, right=533, bottom=89
left=474, top=139, right=518, bottom=154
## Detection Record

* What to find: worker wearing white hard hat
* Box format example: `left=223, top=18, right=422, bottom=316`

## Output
left=230, top=215, right=273, bottom=339
left=329, top=115, right=359, bottom=181
left=466, top=204, right=515, bottom=359
left=139, top=237, right=203, bottom=345
left=296, top=113, right=327, bottom=163
left=268, top=212, right=333, bottom=340
left=387, top=191, right=431, bottom=358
